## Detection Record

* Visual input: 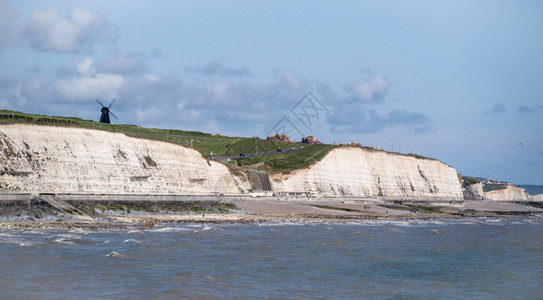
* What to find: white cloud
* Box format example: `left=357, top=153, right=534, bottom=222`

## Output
left=21, top=5, right=113, bottom=52
left=328, top=105, right=429, bottom=133
left=206, top=80, right=231, bottom=102
left=185, top=60, right=252, bottom=77
left=345, top=74, right=390, bottom=103
left=275, top=69, right=303, bottom=89
left=76, top=57, right=95, bottom=75
left=145, top=74, right=160, bottom=82
left=55, top=73, right=123, bottom=100
left=22, top=77, right=50, bottom=100
left=98, top=50, right=145, bottom=74
left=0, top=0, right=18, bottom=49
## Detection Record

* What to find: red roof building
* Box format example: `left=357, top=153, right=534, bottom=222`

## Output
left=302, top=136, right=321, bottom=144
left=267, top=134, right=291, bottom=142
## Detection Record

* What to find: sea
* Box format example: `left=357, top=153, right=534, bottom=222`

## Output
left=1, top=217, right=542, bottom=299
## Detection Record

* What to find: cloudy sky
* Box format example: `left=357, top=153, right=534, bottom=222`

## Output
left=1, top=0, right=542, bottom=184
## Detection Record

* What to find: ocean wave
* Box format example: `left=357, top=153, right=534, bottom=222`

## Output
left=0, top=237, right=36, bottom=246
left=123, top=238, right=142, bottom=244
left=148, top=227, right=191, bottom=233
left=51, top=233, right=82, bottom=239
left=54, top=238, right=75, bottom=245
left=106, top=251, right=123, bottom=257
left=257, top=222, right=309, bottom=227
left=18, top=241, right=35, bottom=246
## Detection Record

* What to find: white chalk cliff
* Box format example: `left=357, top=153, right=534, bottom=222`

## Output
left=1, top=124, right=466, bottom=200
left=0, top=124, right=244, bottom=194
left=271, top=147, right=464, bottom=200
left=484, top=185, right=532, bottom=201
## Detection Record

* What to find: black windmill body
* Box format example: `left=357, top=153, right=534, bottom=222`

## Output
left=96, top=99, right=119, bottom=124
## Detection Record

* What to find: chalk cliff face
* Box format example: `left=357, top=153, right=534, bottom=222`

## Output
left=484, top=185, right=532, bottom=201
left=463, top=183, right=484, bottom=200
left=0, top=124, right=244, bottom=194
left=1, top=124, right=465, bottom=200
left=270, top=147, right=464, bottom=200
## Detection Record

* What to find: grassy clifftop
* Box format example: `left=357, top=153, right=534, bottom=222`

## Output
left=1, top=110, right=443, bottom=174
left=0, top=110, right=336, bottom=173
left=1, top=110, right=240, bottom=156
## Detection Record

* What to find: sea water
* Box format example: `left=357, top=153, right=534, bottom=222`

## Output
left=1, top=217, right=542, bottom=299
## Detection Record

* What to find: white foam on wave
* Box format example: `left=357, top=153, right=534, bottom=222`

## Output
left=149, top=226, right=191, bottom=233
left=106, top=251, right=123, bottom=257
left=0, top=237, right=36, bottom=247
left=482, top=218, right=506, bottom=225
left=25, top=230, right=48, bottom=235
left=18, top=241, right=35, bottom=247
left=53, top=233, right=81, bottom=239
left=54, top=238, right=75, bottom=245
left=257, top=222, right=308, bottom=227
left=123, top=238, right=142, bottom=244
left=389, top=221, right=414, bottom=227
left=0, top=232, right=17, bottom=238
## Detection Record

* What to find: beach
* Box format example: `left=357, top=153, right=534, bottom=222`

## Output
left=1, top=197, right=541, bottom=230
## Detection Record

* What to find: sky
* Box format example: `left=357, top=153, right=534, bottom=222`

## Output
left=1, top=0, right=542, bottom=184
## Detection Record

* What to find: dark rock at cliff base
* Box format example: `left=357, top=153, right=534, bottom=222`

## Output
left=0, top=197, right=73, bottom=221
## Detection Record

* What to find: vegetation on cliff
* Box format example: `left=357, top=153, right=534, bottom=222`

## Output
left=239, top=144, right=337, bottom=173
left=482, top=183, right=509, bottom=192
left=462, top=176, right=480, bottom=188
left=1, top=110, right=439, bottom=175
left=1, top=110, right=335, bottom=174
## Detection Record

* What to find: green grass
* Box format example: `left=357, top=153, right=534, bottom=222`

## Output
left=483, top=183, right=508, bottom=192
left=1, top=110, right=338, bottom=174
left=241, top=144, right=337, bottom=173
left=0, top=110, right=242, bottom=156
left=462, top=176, right=481, bottom=186
left=221, top=138, right=295, bottom=157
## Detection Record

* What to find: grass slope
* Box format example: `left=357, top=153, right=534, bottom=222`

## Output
left=0, top=109, right=241, bottom=156
left=2, top=110, right=440, bottom=174
left=241, top=144, right=337, bottom=173
left=0, top=110, right=337, bottom=173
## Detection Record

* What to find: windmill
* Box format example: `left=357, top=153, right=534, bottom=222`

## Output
left=96, top=99, right=118, bottom=124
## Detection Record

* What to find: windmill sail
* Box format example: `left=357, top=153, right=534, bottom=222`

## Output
left=97, top=99, right=118, bottom=124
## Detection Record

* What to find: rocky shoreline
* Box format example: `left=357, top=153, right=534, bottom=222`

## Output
left=1, top=197, right=542, bottom=230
